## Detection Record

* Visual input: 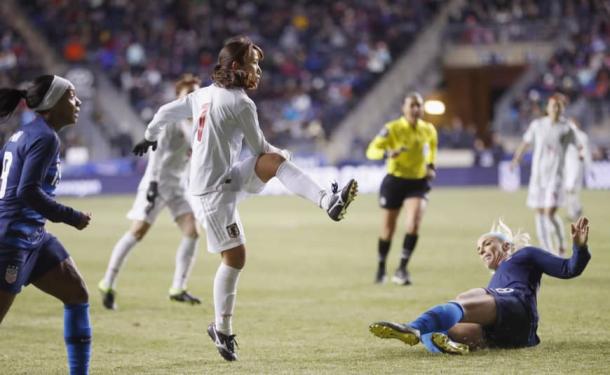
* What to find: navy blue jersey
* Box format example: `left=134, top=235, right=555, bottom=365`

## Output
left=0, top=116, right=83, bottom=250
left=487, top=245, right=591, bottom=337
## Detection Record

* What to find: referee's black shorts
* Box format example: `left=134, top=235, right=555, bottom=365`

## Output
left=379, top=174, right=430, bottom=209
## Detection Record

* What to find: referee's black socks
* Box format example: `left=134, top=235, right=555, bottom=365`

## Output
left=399, top=234, right=418, bottom=270
left=378, top=238, right=391, bottom=269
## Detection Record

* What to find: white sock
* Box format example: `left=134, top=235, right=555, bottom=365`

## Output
left=535, top=213, right=554, bottom=253
left=548, top=213, right=566, bottom=252
left=275, top=161, right=330, bottom=209
left=171, top=236, right=198, bottom=291
left=213, top=263, right=241, bottom=335
left=102, top=232, right=138, bottom=289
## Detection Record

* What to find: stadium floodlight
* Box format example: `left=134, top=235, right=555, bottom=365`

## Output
left=424, top=99, right=445, bottom=115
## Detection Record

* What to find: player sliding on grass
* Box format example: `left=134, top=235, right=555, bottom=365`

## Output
left=98, top=74, right=202, bottom=310
left=370, top=216, right=590, bottom=354
left=132, top=36, right=358, bottom=361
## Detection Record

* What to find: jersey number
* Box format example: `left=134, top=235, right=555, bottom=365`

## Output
left=196, top=104, right=210, bottom=143
left=0, top=151, right=13, bottom=199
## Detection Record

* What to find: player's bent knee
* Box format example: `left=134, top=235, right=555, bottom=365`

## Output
left=255, top=153, right=286, bottom=182
left=131, top=224, right=149, bottom=241
left=63, top=279, right=89, bottom=305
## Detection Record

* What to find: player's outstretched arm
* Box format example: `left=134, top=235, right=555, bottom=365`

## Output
left=510, top=141, right=529, bottom=169
left=137, top=95, right=193, bottom=156
left=529, top=216, right=591, bottom=279
left=132, top=139, right=157, bottom=156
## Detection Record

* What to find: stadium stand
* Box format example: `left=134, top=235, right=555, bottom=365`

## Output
left=20, top=0, right=442, bottom=153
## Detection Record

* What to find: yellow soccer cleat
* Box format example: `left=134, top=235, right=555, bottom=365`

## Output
left=431, top=332, right=469, bottom=355
left=369, top=321, right=420, bottom=346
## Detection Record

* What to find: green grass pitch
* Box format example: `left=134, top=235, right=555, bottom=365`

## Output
left=2, top=188, right=609, bottom=374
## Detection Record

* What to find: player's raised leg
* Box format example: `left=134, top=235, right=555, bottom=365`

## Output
left=254, top=153, right=358, bottom=221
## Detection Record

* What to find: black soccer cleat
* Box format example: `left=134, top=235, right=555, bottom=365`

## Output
left=207, top=323, right=238, bottom=361
left=326, top=179, right=358, bottom=222
left=169, top=290, right=202, bottom=305
left=375, top=266, right=387, bottom=284
left=98, top=281, right=117, bottom=310
left=369, top=321, right=420, bottom=346
left=392, top=268, right=411, bottom=285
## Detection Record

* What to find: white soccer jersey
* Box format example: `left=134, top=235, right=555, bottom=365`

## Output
left=523, top=116, right=578, bottom=190
left=564, top=127, right=591, bottom=191
left=144, top=84, right=273, bottom=195
left=139, top=120, right=192, bottom=197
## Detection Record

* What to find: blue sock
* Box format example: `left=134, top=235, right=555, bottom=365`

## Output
left=64, top=303, right=92, bottom=375
left=421, top=331, right=446, bottom=353
left=408, top=302, right=464, bottom=335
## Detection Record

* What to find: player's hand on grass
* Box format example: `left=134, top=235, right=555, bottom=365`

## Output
left=132, top=139, right=157, bottom=156
left=74, top=212, right=91, bottom=230
left=146, top=181, right=159, bottom=203
left=571, top=216, right=589, bottom=248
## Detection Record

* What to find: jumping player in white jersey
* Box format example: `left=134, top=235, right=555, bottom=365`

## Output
left=132, top=36, right=358, bottom=361
left=564, top=121, right=591, bottom=221
left=512, top=94, right=580, bottom=256
left=98, top=74, right=202, bottom=310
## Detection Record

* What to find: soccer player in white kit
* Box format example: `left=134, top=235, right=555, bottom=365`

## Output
left=564, top=121, right=591, bottom=221
left=98, top=75, right=202, bottom=310
left=132, top=37, right=358, bottom=361
left=511, top=94, right=580, bottom=256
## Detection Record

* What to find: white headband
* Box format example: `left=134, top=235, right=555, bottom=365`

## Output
left=32, top=75, right=75, bottom=111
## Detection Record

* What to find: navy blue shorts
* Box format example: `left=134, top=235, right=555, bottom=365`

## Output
left=484, top=288, right=537, bottom=348
left=0, top=233, right=70, bottom=294
left=379, top=175, right=430, bottom=209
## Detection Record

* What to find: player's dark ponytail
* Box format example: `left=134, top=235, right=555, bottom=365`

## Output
left=0, top=75, right=54, bottom=121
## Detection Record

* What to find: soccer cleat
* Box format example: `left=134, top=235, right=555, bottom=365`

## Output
left=369, top=321, right=420, bottom=346
left=431, top=332, right=469, bottom=355
left=169, top=289, right=202, bottom=305
left=98, top=280, right=117, bottom=310
left=391, top=268, right=411, bottom=285
left=326, top=179, right=358, bottom=222
left=207, top=323, right=238, bottom=361
left=374, top=267, right=387, bottom=284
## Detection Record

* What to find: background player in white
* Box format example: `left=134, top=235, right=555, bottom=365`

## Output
left=98, top=74, right=202, bottom=310
left=132, top=36, right=358, bottom=361
left=564, top=120, right=591, bottom=221
left=511, top=94, right=580, bottom=256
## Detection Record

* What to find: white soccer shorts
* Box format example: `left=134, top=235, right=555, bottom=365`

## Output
left=127, top=188, right=193, bottom=224
left=191, top=156, right=265, bottom=253
left=527, top=178, right=565, bottom=209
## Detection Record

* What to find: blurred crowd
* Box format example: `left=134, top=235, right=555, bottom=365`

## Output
left=447, top=0, right=610, bottom=137
left=0, top=19, right=83, bottom=155
left=509, top=0, right=610, bottom=133
left=22, top=0, right=442, bottom=148
left=0, top=20, right=38, bottom=145
left=446, top=0, right=602, bottom=44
